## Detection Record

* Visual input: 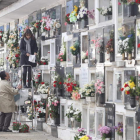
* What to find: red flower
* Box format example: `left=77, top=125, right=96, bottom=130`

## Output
left=120, top=88, right=124, bottom=91
left=38, top=74, right=41, bottom=77
left=15, top=54, right=19, bottom=57
left=34, top=100, right=37, bottom=103
left=0, top=36, right=2, bottom=38
left=39, top=111, right=41, bottom=113
left=59, top=82, right=62, bottom=85
left=53, top=81, right=57, bottom=83
left=43, top=62, right=46, bottom=65
left=73, top=84, right=77, bottom=87
left=124, top=84, right=129, bottom=88
left=41, top=82, right=45, bottom=84
left=16, top=60, right=19, bottom=63
left=126, top=91, right=130, bottom=95
left=138, top=44, right=140, bottom=48
left=53, top=84, right=56, bottom=87
left=36, top=26, right=39, bottom=28
left=6, top=57, right=9, bottom=59
left=136, top=0, right=140, bottom=4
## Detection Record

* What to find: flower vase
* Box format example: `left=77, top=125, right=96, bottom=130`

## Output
left=130, top=96, right=136, bottom=108
left=99, top=93, right=105, bottom=104
left=41, top=32, right=46, bottom=41
left=128, top=53, right=132, bottom=60
left=105, top=138, right=110, bottom=140
left=100, top=52, right=104, bottom=63
left=122, top=53, right=125, bottom=60
left=12, top=130, right=19, bottom=133
left=57, top=88, right=63, bottom=96
left=105, top=15, right=112, bottom=21
left=129, top=3, right=138, bottom=16
left=118, top=136, right=123, bottom=140
left=73, top=55, right=76, bottom=65
left=50, top=29, right=54, bottom=38
left=70, top=117, right=74, bottom=122
left=110, top=52, right=114, bottom=62
left=51, top=119, right=55, bottom=125
left=86, top=97, right=95, bottom=103
left=40, top=94, right=48, bottom=99
left=60, top=61, right=66, bottom=67
left=84, top=59, right=88, bottom=63
left=80, top=19, right=86, bottom=29
left=67, top=24, right=72, bottom=32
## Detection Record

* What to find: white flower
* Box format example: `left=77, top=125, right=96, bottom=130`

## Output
left=56, top=23, right=61, bottom=28
left=125, top=87, right=130, bottom=91
left=109, top=8, right=112, bottom=12
left=70, top=110, right=73, bottom=113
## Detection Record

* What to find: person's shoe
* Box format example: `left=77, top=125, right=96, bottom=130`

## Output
left=3, top=129, right=12, bottom=132
left=27, top=85, right=31, bottom=88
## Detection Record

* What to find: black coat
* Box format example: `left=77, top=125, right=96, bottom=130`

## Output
left=20, top=37, right=38, bottom=67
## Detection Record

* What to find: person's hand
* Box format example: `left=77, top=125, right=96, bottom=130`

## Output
left=17, top=85, right=22, bottom=90
left=26, top=53, right=30, bottom=56
left=34, top=53, right=37, bottom=55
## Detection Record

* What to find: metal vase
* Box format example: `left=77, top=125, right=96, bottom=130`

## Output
left=130, top=96, right=136, bottom=108
left=122, top=53, right=125, bottom=60
left=128, top=53, right=132, bottom=60
left=100, top=52, right=104, bottom=63
left=129, top=3, right=138, bottom=17
left=99, top=93, right=105, bottom=104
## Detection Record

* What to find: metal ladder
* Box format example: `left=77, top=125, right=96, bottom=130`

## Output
left=16, top=65, right=37, bottom=131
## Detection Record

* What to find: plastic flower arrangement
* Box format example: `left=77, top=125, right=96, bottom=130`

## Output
left=87, top=9, right=95, bottom=20
left=121, top=76, right=136, bottom=96
left=80, top=81, right=95, bottom=97
left=40, top=16, right=51, bottom=32
left=92, top=37, right=103, bottom=54
left=65, top=13, right=71, bottom=24
left=97, top=2, right=112, bottom=16
left=66, top=104, right=81, bottom=122
left=137, top=126, right=140, bottom=138
left=57, top=38, right=66, bottom=62
left=69, top=5, right=78, bottom=23
left=81, top=50, right=88, bottom=60
left=19, top=124, right=29, bottom=133
left=98, top=126, right=111, bottom=140
left=105, top=38, right=114, bottom=54
left=70, top=41, right=80, bottom=55
left=38, top=57, right=48, bottom=65
left=53, top=74, right=63, bottom=89
left=71, top=90, right=81, bottom=101
left=114, top=122, right=123, bottom=137
left=47, top=95, right=59, bottom=119
left=77, top=6, right=88, bottom=20
left=64, top=74, right=78, bottom=93
left=13, top=122, right=21, bottom=130
left=30, top=20, right=41, bottom=34
left=80, top=135, right=92, bottom=140
left=3, top=30, right=9, bottom=43
left=36, top=106, right=46, bottom=118
left=95, top=79, right=104, bottom=94
left=37, top=82, right=49, bottom=94
left=74, top=128, right=87, bottom=140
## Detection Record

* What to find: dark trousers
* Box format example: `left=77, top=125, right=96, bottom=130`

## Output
left=0, top=112, right=12, bottom=130
left=23, top=66, right=31, bottom=86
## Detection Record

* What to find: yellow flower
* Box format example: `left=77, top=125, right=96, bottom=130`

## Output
left=80, top=135, right=89, bottom=140
left=73, top=48, right=76, bottom=51
left=129, top=81, right=135, bottom=89
left=70, top=46, right=74, bottom=49
left=75, top=13, right=78, bottom=16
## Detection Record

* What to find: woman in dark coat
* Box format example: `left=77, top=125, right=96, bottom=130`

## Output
left=20, top=29, right=38, bottom=88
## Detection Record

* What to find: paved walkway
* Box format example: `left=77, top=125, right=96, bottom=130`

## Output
left=0, top=131, right=61, bottom=140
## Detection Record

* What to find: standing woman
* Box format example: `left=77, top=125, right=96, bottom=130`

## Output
left=20, top=29, right=38, bottom=88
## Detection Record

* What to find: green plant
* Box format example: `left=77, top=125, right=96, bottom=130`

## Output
left=70, top=41, right=80, bottom=56
left=74, top=111, right=82, bottom=122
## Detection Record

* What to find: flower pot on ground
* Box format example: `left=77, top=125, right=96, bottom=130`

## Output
left=99, top=93, right=105, bottom=104
left=86, top=97, right=95, bottom=103
left=19, top=124, right=29, bottom=133
left=13, top=122, right=21, bottom=132
left=130, top=96, right=136, bottom=108
left=128, top=53, right=132, bottom=60
left=51, top=118, right=55, bottom=125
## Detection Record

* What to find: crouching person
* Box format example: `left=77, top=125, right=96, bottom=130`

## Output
left=0, top=71, right=22, bottom=132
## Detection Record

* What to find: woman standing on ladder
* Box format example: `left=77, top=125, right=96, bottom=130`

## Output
left=20, top=29, right=38, bottom=88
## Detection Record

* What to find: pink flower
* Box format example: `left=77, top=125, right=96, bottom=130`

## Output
left=54, top=103, right=57, bottom=106
left=86, top=50, right=88, bottom=56
left=61, top=59, right=63, bottom=61
left=118, top=2, right=121, bottom=5
left=52, top=102, right=54, bottom=105
left=65, top=22, right=67, bottom=26
left=47, top=104, right=49, bottom=107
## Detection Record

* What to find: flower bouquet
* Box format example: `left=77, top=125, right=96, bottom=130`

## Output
left=121, top=76, right=136, bottom=107
left=137, top=126, right=140, bottom=139
left=79, top=135, right=92, bottom=140
left=114, top=122, right=123, bottom=138
left=71, top=90, right=81, bottom=101
left=69, top=5, right=78, bottom=23
left=66, top=104, right=76, bottom=120
left=74, top=109, right=82, bottom=122
left=13, top=122, right=21, bottom=132
left=81, top=50, right=88, bottom=63
left=64, top=74, right=78, bottom=94
left=19, top=124, right=29, bottom=133
left=87, top=9, right=95, bottom=20
left=36, top=107, right=46, bottom=121
left=77, top=6, right=88, bottom=20
left=47, top=95, right=59, bottom=124
left=98, top=126, right=111, bottom=140
left=57, top=38, right=66, bottom=66
left=70, top=41, right=80, bottom=56
left=74, top=128, right=86, bottom=140
left=3, top=30, right=9, bottom=43
left=38, top=58, right=48, bottom=65
left=65, top=13, right=71, bottom=24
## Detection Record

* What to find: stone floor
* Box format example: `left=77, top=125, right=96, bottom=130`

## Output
left=0, top=130, right=61, bottom=140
